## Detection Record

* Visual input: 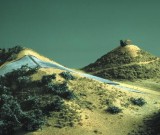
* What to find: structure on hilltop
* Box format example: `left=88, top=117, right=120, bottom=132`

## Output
left=120, top=39, right=132, bottom=47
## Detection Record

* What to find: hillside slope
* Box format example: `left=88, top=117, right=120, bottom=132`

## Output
left=0, top=46, right=160, bottom=135
left=82, top=40, right=160, bottom=80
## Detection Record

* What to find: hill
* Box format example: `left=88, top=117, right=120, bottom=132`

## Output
left=0, top=46, right=160, bottom=135
left=82, top=40, right=160, bottom=80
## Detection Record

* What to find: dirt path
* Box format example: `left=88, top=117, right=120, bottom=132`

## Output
left=90, top=58, right=159, bottom=74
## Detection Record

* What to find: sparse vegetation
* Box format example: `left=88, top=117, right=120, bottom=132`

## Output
left=83, top=48, right=134, bottom=72
left=0, top=46, right=159, bottom=135
left=83, top=45, right=160, bottom=80
left=80, top=100, right=95, bottom=110
left=54, top=106, right=80, bottom=128
left=96, top=63, right=160, bottom=80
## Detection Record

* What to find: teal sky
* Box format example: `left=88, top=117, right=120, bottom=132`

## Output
left=0, top=0, right=160, bottom=68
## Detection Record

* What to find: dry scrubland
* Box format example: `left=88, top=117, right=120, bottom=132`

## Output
left=19, top=68, right=160, bottom=135
left=0, top=46, right=160, bottom=135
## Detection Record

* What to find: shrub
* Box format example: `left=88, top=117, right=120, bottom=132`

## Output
left=42, top=96, right=64, bottom=116
left=0, top=94, right=24, bottom=135
left=41, top=74, right=56, bottom=84
left=0, top=65, right=43, bottom=134
left=0, top=46, right=23, bottom=66
left=96, top=63, right=159, bottom=80
left=0, top=59, right=77, bottom=134
left=21, top=96, right=41, bottom=111
left=2, top=65, right=38, bottom=88
left=17, top=76, right=31, bottom=88
left=21, top=109, right=44, bottom=131
left=45, top=82, right=75, bottom=100
left=59, top=72, right=75, bottom=80
left=130, top=97, right=146, bottom=106
left=0, top=76, right=5, bottom=86
left=0, top=85, right=10, bottom=95
left=106, top=106, right=122, bottom=114
left=0, top=94, right=44, bottom=133
left=20, top=64, right=38, bottom=75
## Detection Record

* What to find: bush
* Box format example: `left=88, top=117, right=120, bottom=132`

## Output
left=0, top=120, right=12, bottom=135
left=41, top=74, right=56, bottom=84
left=42, top=96, right=64, bottom=116
left=0, top=94, right=24, bottom=135
left=130, top=97, right=146, bottom=106
left=17, top=76, right=31, bottom=88
left=106, top=106, right=122, bottom=114
left=45, top=82, right=75, bottom=100
left=0, top=85, right=10, bottom=95
left=21, top=109, right=44, bottom=131
left=20, top=64, right=38, bottom=75
left=2, top=65, right=38, bottom=88
left=21, top=96, right=41, bottom=111
left=0, top=46, right=23, bottom=66
left=0, top=76, right=4, bottom=85
left=0, top=60, right=76, bottom=134
left=59, top=72, right=75, bottom=80
left=96, top=63, right=159, bottom=80
left=0, top=64, right=43, bottom=134
left=0, top=93, right=44, bottom=134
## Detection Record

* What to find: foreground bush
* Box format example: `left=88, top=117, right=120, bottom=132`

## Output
left=21, top=109, right=44, bottom=131
left=0, top=64, right=76, bottom=134
left=0, top=94, right=24, bottom=135
left=0, top=94, right=44, bottom=134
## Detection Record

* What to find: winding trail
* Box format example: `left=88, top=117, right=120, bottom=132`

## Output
left=0, top=55, right=144, bottom=93
left=90, top=58, right=159, bottom=74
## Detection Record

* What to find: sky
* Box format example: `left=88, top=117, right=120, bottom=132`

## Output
left=0, top=0, right=160, bottom=68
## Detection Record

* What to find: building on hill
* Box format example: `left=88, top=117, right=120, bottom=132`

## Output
left=120, top=39, right=132, bottom=47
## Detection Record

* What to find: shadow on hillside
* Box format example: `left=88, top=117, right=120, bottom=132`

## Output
left=143, top=112, right=160, bottom=135
left=129, top=111, right=160, bottom=135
